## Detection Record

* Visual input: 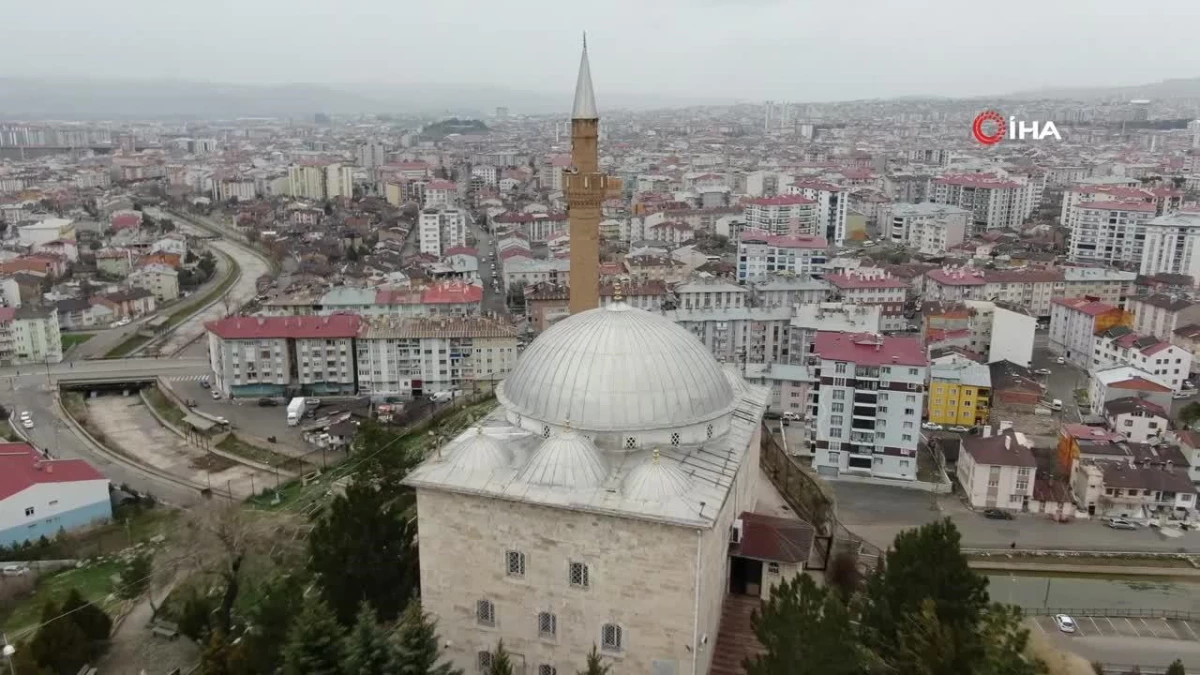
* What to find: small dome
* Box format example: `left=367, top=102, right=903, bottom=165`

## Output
left=445, top=427, right=511, bottom=472
left=622, top=451, right=694, bottom=502
left=498, top=304, right=735, bottom=432
left=519, top=429, right=607, bottom=489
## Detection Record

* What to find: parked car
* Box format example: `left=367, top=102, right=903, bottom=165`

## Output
left=982, top=508, right=1014, bottom=520
left=21, top=418, right=33, bottom=429
left=782, top=411, right=802, bottom=421
left=1107, top=518, right=1137, bottom=530
left=257, top=398, right=278, bottom=407
left=1050, top=399, right=1064, bottom=410
left=1054, top=614, right=1077, bottom=633
left=921, top=422, right=944, bottom=431
left=947, top=425, right=970, bottom=433
left=1035, top=368, right=1051, bottom=375
left=211, top=390, right=221, bottom=400
left=1055, top=356, right=1066, bottom=364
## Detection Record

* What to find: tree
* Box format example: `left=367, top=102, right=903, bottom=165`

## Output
left=280, top=597, right=345, bottom=675
left=577, top=645, right=610, bottom=675
left=176, top=587, right=217, bottom=641
left=826, top=551, right=862, bottom=601
left=240, top=574, right=305, bottom=674
left=1179, top=402, right=1200, bottom=428
left=118, top=552, right=153, bottom=600
left=308, top=480, right=419, bottom=625
left=60, top=588, right=112, bottom=645
left=199, top=630, right=253, bottom=675
left=7, top=643, right=53, bottom=675
left=394, top=601, right=461, bottom=675
left=342, top=602, right=399, bottom=675
left=860, top=519, right=989, bottom=673
left=976, top=604, right=1044, bottom=675
left=30, top=601, right=92, bottom=674
left=488, top=640, right=514, bottom=675
left=1167, top=659, right=1186, bottom=675
left=744, top=574, right=864, bottom=675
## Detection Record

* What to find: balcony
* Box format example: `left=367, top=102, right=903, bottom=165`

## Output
left=851, top=419, right=876, bottom=431
left=852, top=407, right=876, bottom=418
left=855, top=367, right=880, bottom=379
left=853, top=392, right=878, bottom=405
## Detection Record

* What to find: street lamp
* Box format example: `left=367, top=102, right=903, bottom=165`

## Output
left=3, top=635, right=17, bottom=674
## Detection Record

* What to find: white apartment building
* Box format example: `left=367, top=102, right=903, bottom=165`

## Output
left=1061, top=267, right=1137, bottom=308
left=787, top=303, right=882, bottom=364
left=663, top=307, right=794, bottom=366
left=674, top=280, right=748, bottom=311
left=1126, top=294, right=1200, bottom=341
left=1060, top=183, right=1183, bottom=234
left=128, top=264, right=180, bottom=302
left=1093, top=329, right=1192, bottom=393
left=206, top=315, right=360, bottom=398
left=1141, top=211, right=1200, bottom=282
left=962, top=301, right=1038, bottom=368
left=425, top=181, right=458, bottom=208
left=752, top=277, right=832, bottom=309
left=742, top=195, right=818, bottom=237
left=356, top=316, right=520, bottom=397
left=823, top=268, right=909, bottom=331
left=1069, top=201, right=1157, bottom=266
left=1048, top=297, right=1125, bottom=368
left=4, top=307, right=63, bottom=365
left=929, top=174, right=1027, bottom=232
left=957, top=430, right=1037, bottom=511
left=287, top=163, right=353, bottom=201
left=419, top=207, right=467, bottom=257
left=788, top=180, right=849, bottom=245
left=810, top=332, right=928, bottom=481
left=1103, top=398, right=1170, bottom=444
left=883, top=202, right=970, bottom=254
left=736, top=230, right=828, bottom=282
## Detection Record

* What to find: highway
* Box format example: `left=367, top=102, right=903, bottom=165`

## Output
left=2, top=359, right=210, bottom=506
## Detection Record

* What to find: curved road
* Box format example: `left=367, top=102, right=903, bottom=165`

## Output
left=2, top=359, right=210, bottom=506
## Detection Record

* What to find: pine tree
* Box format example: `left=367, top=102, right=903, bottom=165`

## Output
left=60, top=587, right=113, bottom=644
left=118, top=552, right=153, bottom=600
left=488, top=640, right=514, bottom=675
left=577, top=644, right=611, bottom=675
left=743, top=574, right=864, bottom=675
left=29, top=601, right=92, bottom=675
left=342, top=602, right=398, bottom=675
left=1167, top=659, right=1186, bottom=675
left=395, top=601, right=462, bottom=675
left=280, top=597, right=345, bottom=675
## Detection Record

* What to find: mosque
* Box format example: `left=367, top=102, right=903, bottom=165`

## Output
left=404, top=39, right=776, bottom=675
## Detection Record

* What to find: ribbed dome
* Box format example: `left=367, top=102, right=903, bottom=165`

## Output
left=622, top=452, right=694, bottom=503
left=445, top=427, right=511, bottom=472
left=519, top=430, right=607, bottom=489
left=498, top=303, right=735, bottom=432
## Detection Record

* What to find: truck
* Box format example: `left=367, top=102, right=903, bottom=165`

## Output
left=286, top=397, right=306, bottom=425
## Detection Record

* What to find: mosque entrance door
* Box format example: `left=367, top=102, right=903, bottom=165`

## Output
left=728, top=556, right=763, bottom=597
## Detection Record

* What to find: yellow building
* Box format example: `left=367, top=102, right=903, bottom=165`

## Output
left=927, top=361, right=992, bottom=426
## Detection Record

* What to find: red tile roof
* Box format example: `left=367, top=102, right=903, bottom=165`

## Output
left=732, top=512, right=814, bottom=564
left=825, top=272, right=907, bottom=290
left=206, top=315, right=361, bottom=340
left=743, top=195, right=815, bottom=207
left=0, top=444, right=106, bottom=501
left=1107, top=378, right=1170, bottom=393
left=813, top=331, right=928, bottom=367
left=927, top=268, right=987, bottom=286
left=739, top=229, right=827, bottom=249
left=442, top=247, right=478, bottom=258
left=1052, top=297, right=1119, bottom=316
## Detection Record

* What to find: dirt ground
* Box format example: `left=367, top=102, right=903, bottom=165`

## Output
left=97, top=582, right=199, bottom=675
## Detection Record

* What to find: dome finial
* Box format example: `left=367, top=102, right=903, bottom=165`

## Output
left=652, top=448, right=660, bottom=465
left=564, top=418, right=572, bottom=430
left=612, top=280, right=623, bottom=302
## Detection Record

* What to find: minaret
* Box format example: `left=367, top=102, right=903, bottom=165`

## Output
left=566, top=34, right=619, bottom=314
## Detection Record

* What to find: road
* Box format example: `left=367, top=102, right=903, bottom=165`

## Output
left=468, top=213, right=507, bottom=315
left=149, top=209, right=273, bottom=354
left=1, top=359, right=210, bottom=506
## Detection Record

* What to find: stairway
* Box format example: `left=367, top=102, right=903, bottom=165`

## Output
left=709, top=594, right=764, bottom=675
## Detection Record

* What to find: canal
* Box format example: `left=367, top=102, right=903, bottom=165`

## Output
left=988, top=574, right=1200, bottom=614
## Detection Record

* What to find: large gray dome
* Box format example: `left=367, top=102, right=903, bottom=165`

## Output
left=497, top=303, right=736, bottom=432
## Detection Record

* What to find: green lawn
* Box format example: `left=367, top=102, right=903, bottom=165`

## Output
left=144, top=388, right=186, bottom=427
left=1, top=560, right=124, bottom=638
left=60, top=332, right=95, bottom=350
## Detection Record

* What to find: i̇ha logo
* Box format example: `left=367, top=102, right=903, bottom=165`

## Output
left=972, top=110, right=1061, bottom=145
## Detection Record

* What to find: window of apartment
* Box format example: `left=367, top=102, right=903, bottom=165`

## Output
left=1009, top=494, right=1023, bottom=504
left=478, top=652, right=493, bottom=673
left=906, top=395, right=916, bottom=403
left=601, top=624, right=623, bottom=652
left=902, top=434, right=913, bottom=442
left=24, top=507, right=34, bottom=517
left=903, top=422, right=914, bottom=429
left=538, top=612, right=557, bottom=639
left=905, top=408, right=915, bottom=415
left=831, top=415, right=843, bottom=426
left=506, top=550, right=525, bottom=578
left=569, top=562, right=590, bottom=589
left=476, top=600, right=495, bottom=627
left=835, top=362, right=848, bottom=374
left=539, top=666, right=558, bottom=675
left=830, top=427, right=843, bottom=437
left=832, top=390, right=846, bottom=400
left=831, top=403, right=845, bottom=413
left=827, top=452, right=840, bottom=464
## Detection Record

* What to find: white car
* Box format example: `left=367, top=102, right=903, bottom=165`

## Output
left=947, top=425, right=970, bottom=433
left=1054, top=614, right=1076, bottom=634
left=1174, top=391, right=1195, bottom=400
left=22, top=418, right=33, bottom=429
left=19, top=411, right=30, bottom=421
left=921, top=422, right=944, bottom=431
left=1034, top=368, right=1051, bottom=375
left=211, top=390, right=221, bottom=400
left=1055, top=356, right=1066, bottom=364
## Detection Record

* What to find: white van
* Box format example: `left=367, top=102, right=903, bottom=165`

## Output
left=1050, top=399, right=1063, bottom=411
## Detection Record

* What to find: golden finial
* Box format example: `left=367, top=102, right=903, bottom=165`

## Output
left=612, top=280, right=624, bottom=303
left=652, top=448, right=661, bottom=465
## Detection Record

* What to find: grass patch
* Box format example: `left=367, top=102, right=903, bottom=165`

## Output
left=0, top=420, right=18, bottom=441
left=217, top=434, right=311, bottom=473
left=144, top=387, right=185, bottom=427
left=103, top=332, right=152, bottom=359
left=1, top=560, right=123, bottom=638
left=60, top=332, right=95, bottom=350
left=968, top=553, right=1195, bottom=568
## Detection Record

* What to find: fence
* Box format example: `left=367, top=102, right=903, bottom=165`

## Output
left=1025, top=606, right=1200, bottom=621
left=759, top=422, right=833, bottom=535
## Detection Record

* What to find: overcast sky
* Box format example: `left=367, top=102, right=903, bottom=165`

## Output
left=5, top=0, right=1200, bottom=101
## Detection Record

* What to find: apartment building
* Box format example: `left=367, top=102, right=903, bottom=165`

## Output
left=664, top=307, right=794, bottom=366
left=957, top=430, right=1037, bottom=510
left=810, top=332, right=928, bottom=481
left=884, top=202, right=970, bottom=254
left=824, top=268, right=909, bottom=331
left=425, top=180, right=458, bottom=208
left=1048, top=297, right=1132, bottom=368
left=929, top=174, right=1027, bottom=232
left=1126, top=294, right=1200, bottom=341
left=1088, top=366, right=1173, bottom=417
left=1068, top=201, right=1157, bottom=267
left=419, top=207, right=467, bottom=257
left=263, top=283, right=483, bottom=318
left=1061, top=267, right=1137, bottom=308
left=356, top=316, right=519, bottom=397
left=1103, top=398, right=1170, bottom=444
left=206, top=315, right=361, bottom=398
left=736, top=230, right=828, bottom=282
left=128, top=263, right=180, bottom=302
left=1093, top=327, right=1192, bottom=393
left=928, top=362, right=992, bottom=427
left=742, top=195, right=818, bottom=237
left=787, top=303, right=883, bottom=365
left=787, top=180, right=848, bottom=245
left=673, top=280, right=748, bottom=311
left=962, top=300, right=1038, bottom=367
left=288, top=163, right=353, bottom=201
left=0, top=306, right=63, bottom=365
left=1141, top=211, right=1200, bottom=281
left=1060, top=184, right=1183, bottom=234
left=752, top=277, right=833, bottom=309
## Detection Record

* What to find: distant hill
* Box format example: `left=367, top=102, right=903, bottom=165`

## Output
left=1001, top=76, right=1200, bottom=101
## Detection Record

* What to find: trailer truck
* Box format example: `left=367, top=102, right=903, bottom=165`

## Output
left=286, top=397, right=306, bottom=425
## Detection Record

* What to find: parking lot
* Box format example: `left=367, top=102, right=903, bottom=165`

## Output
left=1032, top=614, right=1200, bottom=641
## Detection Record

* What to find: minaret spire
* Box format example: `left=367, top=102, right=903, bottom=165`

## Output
left=572, top=34, right=598, bottom=120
